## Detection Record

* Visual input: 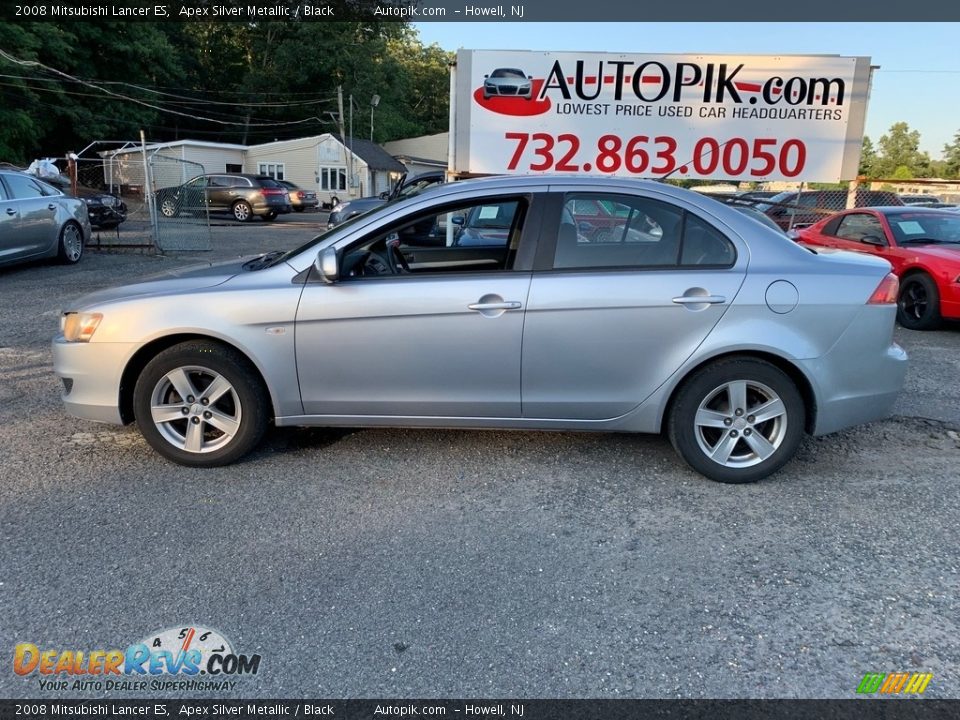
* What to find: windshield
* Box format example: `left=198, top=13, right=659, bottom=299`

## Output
left=491, top=69, right=526, bottom=79
left=886, top=212, right=960, bottom=244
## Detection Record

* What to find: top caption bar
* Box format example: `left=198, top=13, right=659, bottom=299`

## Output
left=3, top=0, right=956, bottom=22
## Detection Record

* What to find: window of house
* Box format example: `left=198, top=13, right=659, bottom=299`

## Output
left=225, top=164, right=243, bottom=173
left=319, top=167, right=347, bottom=192
left=257, top=163, right=285, bottom=180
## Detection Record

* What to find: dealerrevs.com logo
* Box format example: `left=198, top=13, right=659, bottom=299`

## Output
left=13, top=626, right=261, bottom=692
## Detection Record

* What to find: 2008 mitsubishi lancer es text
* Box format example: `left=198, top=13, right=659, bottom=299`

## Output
left=52, top=176, right=908, bottom=483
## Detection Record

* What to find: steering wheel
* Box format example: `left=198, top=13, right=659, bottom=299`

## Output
left=386, top=239, right=411, bottom=274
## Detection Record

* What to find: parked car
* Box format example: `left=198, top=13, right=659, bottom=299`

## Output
left=327, top=171, right=445, bottom=228
left=53, top=176, right=907, bottom=484
left=277, top=180, right=318, bottom=212
left=1, top=169, right=91, bottom=267
left=44, top=175, right=127, bottom=230
left=899, top=193, right=941, bottom=205
left=796, top=206, right=960, bottom=330
left=483, top=68, right=534, bottom=99
left=756, top=189, right=904, bottom=230
left=155, top=174, right=292, bottom=223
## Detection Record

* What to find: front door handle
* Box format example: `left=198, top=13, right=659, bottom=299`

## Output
left=468, top=301, right=522, bottom=311
left=672, top=295, right=726, bottom=305
left=48, top=204, right=56, bottom=211
left=5, top=208, right=15, bottom=216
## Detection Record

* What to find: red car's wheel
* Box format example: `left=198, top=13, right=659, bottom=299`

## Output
left=897, top=273, right=941, bottom=331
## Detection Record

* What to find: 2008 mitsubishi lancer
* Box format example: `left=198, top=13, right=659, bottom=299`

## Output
left=53, top=176, right=907, bottom=483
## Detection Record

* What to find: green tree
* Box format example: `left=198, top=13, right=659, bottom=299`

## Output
left=874, top=122, right=931, bottom=178
left=858, top=135, right=877, bottom=176
left=943, top=130, right=960, bottom=178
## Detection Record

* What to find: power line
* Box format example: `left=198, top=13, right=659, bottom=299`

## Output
left=0, top=50, right=329, bottom=128
left=0, top=72, right=338, bottom=108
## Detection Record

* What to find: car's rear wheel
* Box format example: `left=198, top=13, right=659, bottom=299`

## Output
left=57, top=221, right=84, bottom=264
left=294, top=207, right=305, bottom=213
left=262, top=211, right=278, bottom=221
left=159, top=197, right=179, bottom=218
left=133, top=341, right=269, bottom=467
left=897, top=273, right=941, bottom=330
left=668, top=358, right=805, bottom=484
left=232, top=200, right=253, bottom=222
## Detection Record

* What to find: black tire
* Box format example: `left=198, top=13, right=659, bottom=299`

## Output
left=294, top=207, right=305, bottom=213
left=232, top=200, right=253, bottom=222
left=261, top=211, right=278, bottom=222
left=158, top=196, right=179, bottom=218
left=133, top=340, right=269, bottom=468
left=897, top=273, right=941, bottom=331
left=57, top=221, right=84, bottom=264
left=668, top=357, right=805, bottom=484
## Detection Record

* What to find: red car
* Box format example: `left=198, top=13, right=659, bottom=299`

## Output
left=797, top=207, right=960, bottom=330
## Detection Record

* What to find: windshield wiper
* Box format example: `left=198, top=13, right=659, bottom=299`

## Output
left=243, top=250, right=286, bottom=270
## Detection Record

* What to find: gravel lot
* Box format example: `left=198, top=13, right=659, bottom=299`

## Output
left=1, top=214, right=958, bottom=700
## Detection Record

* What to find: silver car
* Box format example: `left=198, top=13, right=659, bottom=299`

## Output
left=483, top=68, right=534, bottom=99
left=52, top=176, right=907, bottom=483
left=1, top=170, right=91, bottom=267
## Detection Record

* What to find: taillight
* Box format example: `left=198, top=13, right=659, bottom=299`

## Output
left=261, top=187, right=284, bottom=196
left=297, top=191, right=305, bottom=199
left=867, top=273, right=899, bottom=304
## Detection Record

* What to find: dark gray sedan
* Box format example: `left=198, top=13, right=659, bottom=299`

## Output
left=53, top=176, right=907, bottom=483
left=0, top=169, right=91, bottom=267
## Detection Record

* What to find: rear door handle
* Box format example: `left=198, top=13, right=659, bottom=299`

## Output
left=672, top=295, right=726, bottom=305
left=5, top=208, right=15, bottom=216
left=48, top=204, right=56, bottom=210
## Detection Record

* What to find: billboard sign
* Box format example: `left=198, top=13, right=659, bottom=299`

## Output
left=451, top=50, right=873, bottom=182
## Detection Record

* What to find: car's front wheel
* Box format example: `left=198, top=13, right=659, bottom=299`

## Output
left=897, top=273, right=941, bottom=330
left=57, top=221, right=84, bottom=264
left=133, top=341, right=269, bottom=467
left=668, top=358, right=805, bottom=484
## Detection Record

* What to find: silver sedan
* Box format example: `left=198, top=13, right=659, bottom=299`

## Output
left=52, top=176, right=907, bottom=483
left=1, top=170, right=91, bottom=267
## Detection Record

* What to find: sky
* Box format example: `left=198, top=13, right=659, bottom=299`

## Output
left=413, top=22, right=960, bottom=158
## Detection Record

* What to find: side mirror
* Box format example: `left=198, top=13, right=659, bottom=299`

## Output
left=315, top=247, right=339, bottom=284
left=379, top=191, right=389, bottom=199
left=451, top=216, right=464, bottom=226
left=861, top=234, right=886, bottom=247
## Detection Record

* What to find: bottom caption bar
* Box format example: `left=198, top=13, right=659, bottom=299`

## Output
left=1, top=700, right=959, bottom=720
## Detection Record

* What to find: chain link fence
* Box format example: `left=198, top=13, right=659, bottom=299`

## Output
left=145, top=154, right=211, bottom=252
left=704, top=179, right=960, bottom=232
left=72, top=157, right=153, bottom=249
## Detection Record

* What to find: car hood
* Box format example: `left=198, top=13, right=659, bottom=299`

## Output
left=70, top=257, right=252, bottom=310
left=904, top=243, right=960, bottom=264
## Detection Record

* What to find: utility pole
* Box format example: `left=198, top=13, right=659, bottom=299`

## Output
left=337, top=86, right=349, bottom=198
left=348, top=94, right=355, bottom=195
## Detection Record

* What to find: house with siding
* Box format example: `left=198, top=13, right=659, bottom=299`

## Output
left=101, top=134, right=407, bottom=208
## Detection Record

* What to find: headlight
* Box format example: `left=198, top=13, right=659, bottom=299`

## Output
left=61, top=312, right=103, bottom=342
left=82, top=197, right=101, bottom=206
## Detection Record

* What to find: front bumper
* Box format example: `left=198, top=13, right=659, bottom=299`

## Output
left=52, top=337, right=135, bottom=425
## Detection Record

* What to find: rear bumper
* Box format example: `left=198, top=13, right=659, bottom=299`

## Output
left=799, top=306, right=908, bottom=436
